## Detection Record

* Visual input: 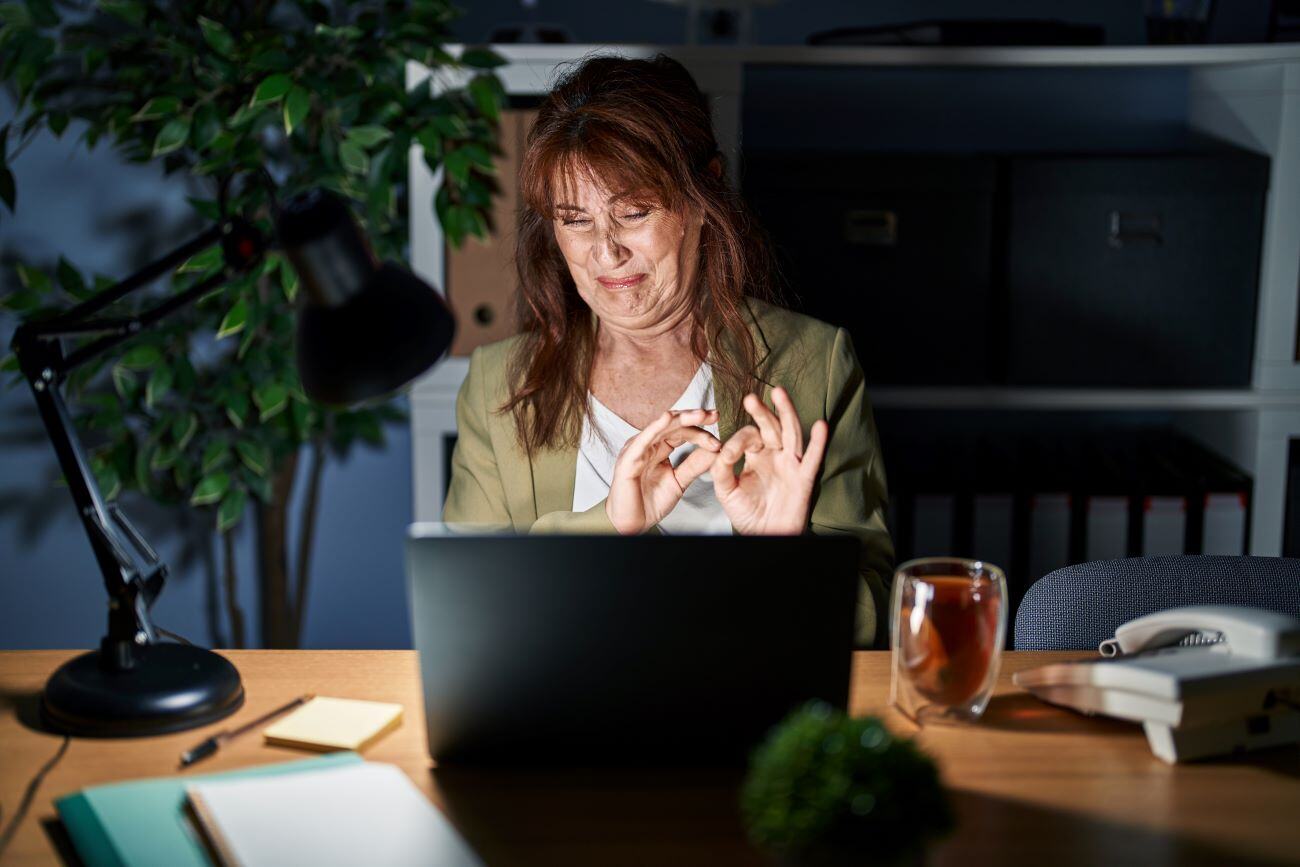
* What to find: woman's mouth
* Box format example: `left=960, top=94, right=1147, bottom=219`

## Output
left=596, top=274, right=647, bottom=289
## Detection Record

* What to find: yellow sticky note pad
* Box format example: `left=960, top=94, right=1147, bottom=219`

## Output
left=262, top=697, right=403, bottom=753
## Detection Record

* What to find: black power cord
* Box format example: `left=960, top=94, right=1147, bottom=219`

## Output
left=0, top=735, right=71, bottom=858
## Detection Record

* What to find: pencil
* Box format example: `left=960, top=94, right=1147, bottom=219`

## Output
left=180, top=692, right=315, bottom=768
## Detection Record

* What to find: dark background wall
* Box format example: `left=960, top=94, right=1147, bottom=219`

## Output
left=0, top=1, right=1277, bottom=649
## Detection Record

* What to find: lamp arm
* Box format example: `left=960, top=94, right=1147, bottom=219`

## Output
left=9, top=217, right=265, bottom=666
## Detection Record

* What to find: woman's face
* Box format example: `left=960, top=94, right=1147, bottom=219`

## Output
left=550, top=170, right=701, bottom=335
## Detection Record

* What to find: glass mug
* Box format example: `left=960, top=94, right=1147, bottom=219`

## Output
left=890, top=558, right=1008, bottom=725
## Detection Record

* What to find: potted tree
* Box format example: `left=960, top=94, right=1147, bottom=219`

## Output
left=0, top=0, right=503, bottom=647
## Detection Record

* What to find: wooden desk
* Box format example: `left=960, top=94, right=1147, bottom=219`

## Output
left=1, top=650, right=1297, bottom=866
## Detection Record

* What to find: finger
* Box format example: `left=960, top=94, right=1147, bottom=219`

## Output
left=744, top=393, right=782, bottom=450
left=674, top=444, right=717, bottom=489
left=673, top=408, right=718, bottom=426
left=712, top=425, right=760, bottom=493
left=801, top=419, right=829, bottom=481
left=663, top=426, right=722, bottom=452
left=771, top=386, right=803, bottom=457
left=616, top=411, right=676, bottom=476
left=718, top=425, right=762, bottom=464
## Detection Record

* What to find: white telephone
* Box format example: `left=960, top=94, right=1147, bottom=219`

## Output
left=1014, top=605, right=1300, bottom=763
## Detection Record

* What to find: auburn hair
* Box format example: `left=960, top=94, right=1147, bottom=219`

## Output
left=502, top=53, right=781, bottom=452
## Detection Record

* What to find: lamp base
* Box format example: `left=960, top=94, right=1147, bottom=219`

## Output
left=42, top=643, right=244, bottom=737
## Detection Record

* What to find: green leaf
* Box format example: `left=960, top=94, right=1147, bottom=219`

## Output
left=443, top=148, right=471, bottom=185
left=283, top=86, right=310, bottom=136
left=99, top=0, right=144, bottom=26
left=431, top=114, right=469, bottom=140
left=199, top=17, right=235, bottom=57
left=338, top=139, right=368, bottom=175
left=179, top=246, right=222, bottom=274
left=415, top=125, right=442, bottom=162
left=250, top=73, right=292, bottom=107
left=16, top=263, right=51, bottom=293
left=56, top=257, right=87, bottom=298
left=225, top=391, right=249, bottom=429
left=190, top=471, right=230, bottom=506
left=459, top=48, right=506, bottom=69
left=280, top=258, right=299, bottom=302
left=186, top=196, right=221, bottom=221
left=121, top=344, right=161, bottom=369
left=47, top=112, right=69, bottom=136
left=151, top=116, right=191, bottom=157
left=149, top=444, right=177, bottom=471
left=254, top=381, right=287, bottom=420
left=0, top=4, right=32, bottom=26
left=111, top=365, right=137, bottom=398
left=173, top=412, right=198, bottom=451
left=201, top=439, right=227, bottom=473
left=0, top=166, right=14, bottom=213
left=131, top=96, right=179, bottom=122
left=93, top=462, right=121, bottom=501
left=26, top=0, right=58, bottom=27
left=290, top=399, right=312, bottom=441
left=469, top=74, right=502, bottom=122
left=460, top=143, right=495, bottom=173
left=245, top=471, right=273, bottom=504
left=192, top=104, right=221, bottom=150
left=345, top=125, right=392, bottom=149
left=217, top=486, right=247, bottom=532
left=226, top=103, right=266, bottom=130
left=250, top=49, right=292, bottom=71
left=216, top=298, right=248, bottom=339
left=145, top=364, right=173, bottom=407
left=235, top=439, right=271, bottom=476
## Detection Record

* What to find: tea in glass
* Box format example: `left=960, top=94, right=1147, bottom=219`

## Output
left=890, top=558, right=1007, bottom=724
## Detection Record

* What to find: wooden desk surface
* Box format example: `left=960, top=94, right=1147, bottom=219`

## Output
left=1, top=650, right=1297, bottom=866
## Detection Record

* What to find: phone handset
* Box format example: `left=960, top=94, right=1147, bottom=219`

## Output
left=1098, top=604, right=1300, bottom=660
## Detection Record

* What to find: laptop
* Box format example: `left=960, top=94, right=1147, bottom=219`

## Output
left=405, top=528, right=861, bottom=765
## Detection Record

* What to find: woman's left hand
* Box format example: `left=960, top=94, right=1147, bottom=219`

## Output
left=711, top=386, right=828, bottom=535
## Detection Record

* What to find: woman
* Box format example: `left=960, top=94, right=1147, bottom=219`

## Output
left=443, top=54, right=893, bottom=646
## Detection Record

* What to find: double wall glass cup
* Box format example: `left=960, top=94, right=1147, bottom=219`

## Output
left=890, top=557, right=1008, bottom=725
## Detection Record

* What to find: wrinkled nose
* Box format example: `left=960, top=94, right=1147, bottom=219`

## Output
left=593, top=225, right=630, bottom=269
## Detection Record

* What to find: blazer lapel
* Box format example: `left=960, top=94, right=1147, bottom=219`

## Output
left=714, top=299, right=774, bottom=443
left=530, top=441, right=578, bottom=520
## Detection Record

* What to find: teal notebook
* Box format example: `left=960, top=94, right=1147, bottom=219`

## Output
left=55, top=752, right=362, bottom=867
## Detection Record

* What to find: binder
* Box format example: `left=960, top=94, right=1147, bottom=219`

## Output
left=1142, top=496, right=1187, bottom=556
left=56, top=753, right=361, bottom=867
left=973, top=493, right=1015, bottom=572
left=1202, top=493, right=1248, bottom=555
left=1029, top=493, right=1071, bottom=580
left=1085, top=495, right=1128, bottom=561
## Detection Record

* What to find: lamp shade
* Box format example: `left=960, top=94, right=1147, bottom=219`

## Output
left=278, top=189, right=455, bottom=405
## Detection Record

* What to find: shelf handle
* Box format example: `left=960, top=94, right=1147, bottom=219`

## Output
left=845, top=209, right=898, bottom=247
left=1108, top=210, right=1163, bottom=248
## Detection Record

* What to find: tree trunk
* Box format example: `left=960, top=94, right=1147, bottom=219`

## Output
left=256, top=450, right=299, bottom=648
left=221, top=530, right=246, bottom=649
left=292, top=438, right=327, bottom=647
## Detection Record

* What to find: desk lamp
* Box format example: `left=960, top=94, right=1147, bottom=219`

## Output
left=11, top=189, right=454, bottom=736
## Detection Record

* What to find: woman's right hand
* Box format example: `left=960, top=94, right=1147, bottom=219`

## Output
left=606, top=409, right=721, bottom=535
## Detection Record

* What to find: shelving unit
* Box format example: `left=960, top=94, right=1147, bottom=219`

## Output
left=407, top=43, right=1300, bottom=556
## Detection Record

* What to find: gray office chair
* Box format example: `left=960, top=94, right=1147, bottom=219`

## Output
left=1013, top=555, right=1300, bottom=650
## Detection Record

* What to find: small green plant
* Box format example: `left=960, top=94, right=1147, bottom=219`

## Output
left=0, top=1, right=503, bottom=647
left=741, top=701, right=954, bottom=865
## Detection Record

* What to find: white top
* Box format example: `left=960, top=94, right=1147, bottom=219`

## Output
left=573, top=363, right=732, bottom=535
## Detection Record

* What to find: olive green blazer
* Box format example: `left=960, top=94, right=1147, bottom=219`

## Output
left=443, top=299, right=895, bottom=647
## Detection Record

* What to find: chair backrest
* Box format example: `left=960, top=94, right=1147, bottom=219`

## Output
left=1013, top=555, right=1300, bottom=650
